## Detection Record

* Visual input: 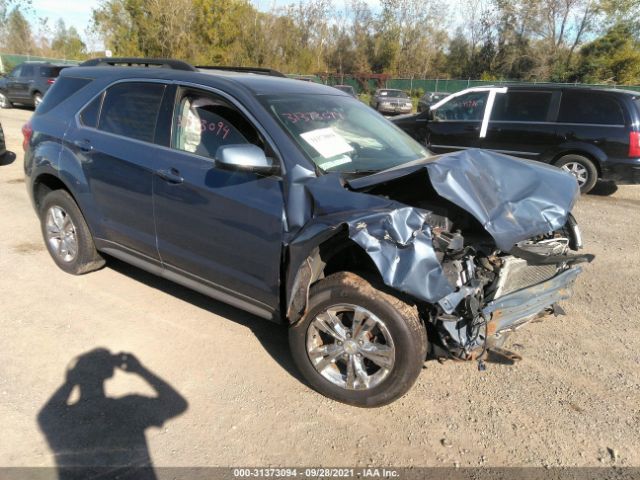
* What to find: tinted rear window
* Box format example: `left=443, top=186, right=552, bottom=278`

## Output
left=36, top=76, right=92, bottom=115
left=40, top=66, right=65, bottom=77
left=558, top=91, right=624, bottom=125
left=491, top=91, right=552, bottom=122
left=98, top=82, right=166, bottom=143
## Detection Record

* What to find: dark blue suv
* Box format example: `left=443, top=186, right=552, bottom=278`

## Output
left=24, top=58, right=592, bottom=407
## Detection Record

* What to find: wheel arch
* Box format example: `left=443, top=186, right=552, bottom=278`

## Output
left=549, top=148, right=603, bottom=178
left=284, top=229, right=385, bottom=325
left=33, top=173, right=77, bottom=211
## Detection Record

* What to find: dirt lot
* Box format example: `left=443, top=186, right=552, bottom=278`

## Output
left=1, top=106, right=639, bottom=470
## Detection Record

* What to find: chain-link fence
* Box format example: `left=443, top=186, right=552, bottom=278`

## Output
left=0, top=53, right=80, bottom=74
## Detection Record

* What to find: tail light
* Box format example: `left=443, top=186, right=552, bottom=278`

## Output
left=46, top=78, right=55, bottom=85
left=629, top=131, right=640, bottom=157
left=22, top=121, right=33, bottom=151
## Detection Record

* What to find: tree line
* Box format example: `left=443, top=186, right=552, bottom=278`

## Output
left=2, top=0, right=640, bottom=85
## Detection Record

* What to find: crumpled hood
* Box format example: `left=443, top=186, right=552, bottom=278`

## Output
left=348, top=149, right=580, bottom=251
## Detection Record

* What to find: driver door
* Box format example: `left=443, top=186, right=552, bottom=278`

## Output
left=427, top=88, right=501, bottom=153
left=152, top=87, right=285, bottom=317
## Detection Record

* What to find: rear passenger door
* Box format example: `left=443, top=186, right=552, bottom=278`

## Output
left=152, top=87, right=285, bottom=316
left=481, top=90, right=560, bottom=159
left=65, top=81, right=170, bottom=261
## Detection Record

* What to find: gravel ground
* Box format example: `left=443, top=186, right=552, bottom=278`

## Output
left=1, top=107, right=639, bottom=470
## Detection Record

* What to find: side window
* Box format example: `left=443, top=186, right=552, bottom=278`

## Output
left=173, top=89, right=264, bottom=159
left=37, top=76, right=92, bottom=114
left=79, top=93, right=103, bottom=128
left=558, top=91, right=624, bottom=125
left=9, top=66, right=21, bottom=78
left=491, top=91, right=552, bottom=122
left=98, top=82, right=166, bottom=143
left=432, top=92, right=488, bottom=121
left=21, top=65, right=34, bottom=77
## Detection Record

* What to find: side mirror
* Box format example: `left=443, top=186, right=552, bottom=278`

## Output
left=214, top=144, right=279, bottom=175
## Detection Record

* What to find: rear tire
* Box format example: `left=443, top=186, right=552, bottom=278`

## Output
left=0, top=91, right=12, bottom=109
left=39, top=190, right=105, bottom=275
left=289, top=272, right=427, bottom=407
left=555, top=154, right=598, bottom=194
left=33, top=92, right=43, bottom=109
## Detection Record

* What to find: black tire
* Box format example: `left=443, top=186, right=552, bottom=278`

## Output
left=554, top=154, right=598, bottom=194
left=0, top=91, right=12, bottom=109
left=289, top=272, right=427, bottom=407
left=39, top=190, right=105, bottom=275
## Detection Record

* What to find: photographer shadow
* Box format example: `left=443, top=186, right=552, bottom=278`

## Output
left=37, top=348, right=188, bottom=480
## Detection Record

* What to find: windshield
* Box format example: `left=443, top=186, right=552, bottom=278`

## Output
left=260, top=94, right=430, bottom=174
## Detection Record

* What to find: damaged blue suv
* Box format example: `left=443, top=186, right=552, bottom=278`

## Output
left=24, top=58, right=592, bottom=407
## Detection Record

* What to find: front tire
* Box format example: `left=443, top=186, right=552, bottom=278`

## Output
left=289, top=272, right=427, bottom=407
left=39, top=190, right=105, bottom=275
left=555, top=154, right=598, bottom=194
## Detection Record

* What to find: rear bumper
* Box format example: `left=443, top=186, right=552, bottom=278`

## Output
left=483, top=267, right=582, bottom=334
left=378, top=106, right=413, bottom=115
left=601, top=157, right=640, bottom=184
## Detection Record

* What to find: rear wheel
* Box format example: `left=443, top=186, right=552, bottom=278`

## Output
left=33, top=92, right=43, bottom=109
left=0, top=91, right=12, bottom=109
left=289, top=272, right=427, bottom=407
left=555, top=154, right=598, bottom=194
left=39, top=190, right=105, bottom=275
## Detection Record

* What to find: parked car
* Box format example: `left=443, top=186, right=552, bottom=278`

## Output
left=24, top=58, right=591, bottom=407
left=333, top=84, right=357, bottom=97
left=0, top=62, right=69, bottom=109
left=0, top=120, right=6, bottom=158
left=392, top=85, right=640, bottom=193
left=369, top=88, right=413, bottom=115
left=417, top=91, right=449, bottom=113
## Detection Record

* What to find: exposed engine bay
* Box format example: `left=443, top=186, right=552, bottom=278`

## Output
left=353, top=168, right=593, bottom=361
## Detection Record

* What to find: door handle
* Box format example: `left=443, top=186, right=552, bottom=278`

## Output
left=464, top=125, right=480, bottom=132
left=156, top=168, right=184, bottom=184
left=73, top=139, right=93, bottom=152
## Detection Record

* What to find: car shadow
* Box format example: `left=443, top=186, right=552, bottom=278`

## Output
left=588, top=179, right=618, bottom=196
left=38, top=348, right=188, bottom=480
left=0, top=151, right=16, bottom=166
left=105, top=257, right=304, bottom=384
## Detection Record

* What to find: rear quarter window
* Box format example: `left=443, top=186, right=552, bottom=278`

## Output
left=40, top=67, right=65, bottom=77
left=558, top=91, right=624, bottom=125
left=36, top=76, right=93, bottom=115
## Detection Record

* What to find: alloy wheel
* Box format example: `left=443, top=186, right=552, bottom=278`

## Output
left=45, top=206, right=78, bottom=262
left=561, top=161, right=588, bottom=187
left=306, top=304, right=396, bottom=390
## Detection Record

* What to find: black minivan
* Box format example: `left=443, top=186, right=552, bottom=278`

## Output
left=392, top=85, right=640, bottom=193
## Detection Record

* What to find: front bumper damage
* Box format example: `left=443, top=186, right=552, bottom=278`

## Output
left=483, top=266, right=581, bottom=335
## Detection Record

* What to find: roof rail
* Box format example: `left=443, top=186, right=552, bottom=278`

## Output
left=79, top=57, right=197, bottom=71
left=195, top=66, right=286, bottom=77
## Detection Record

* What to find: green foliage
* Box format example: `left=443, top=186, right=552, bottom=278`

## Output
left=575, top=23, right=640, bottom=84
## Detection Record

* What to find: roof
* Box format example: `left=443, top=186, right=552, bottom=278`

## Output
left=499, top=83, right=640, bottom=96
left=61, top=64, right=348, bottom=97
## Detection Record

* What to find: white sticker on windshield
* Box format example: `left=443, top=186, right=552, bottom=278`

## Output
left=300, top=127, right=354, bottom=159
left=318, top=155, right=352, bottom=170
